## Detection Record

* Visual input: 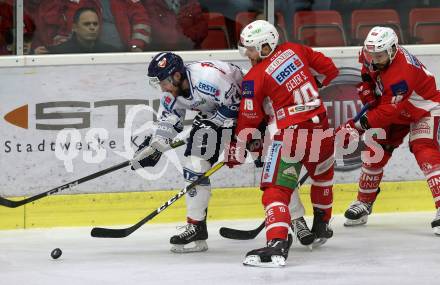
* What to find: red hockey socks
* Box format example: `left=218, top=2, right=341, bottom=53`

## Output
left=310, top=181, right=333, bottom=222
left=427, top=171, right=440, bottom=208
left=262, top=187, right=292, bottom=241
left=357, top=166, right=383, bottom=203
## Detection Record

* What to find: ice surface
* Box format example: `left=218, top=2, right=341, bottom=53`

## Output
left=1, top=212, right=439, bottom=285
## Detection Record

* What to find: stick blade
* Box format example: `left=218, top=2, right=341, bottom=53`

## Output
left=90, top=227, right=130, bottom=238
left=219, top=227, right=259, bottom=240
left=0, top=197, right=21, bottom=208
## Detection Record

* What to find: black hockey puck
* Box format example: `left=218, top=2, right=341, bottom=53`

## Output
left=51, top=248, right=62, bottom=259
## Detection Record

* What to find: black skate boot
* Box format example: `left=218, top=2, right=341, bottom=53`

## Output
left=344, top=201, right=374, bottom=226
left=170, top=220, right=208, bottom=253
left=243, top=234, right=293, bottom=268
left=291, top=217, right=316, bottom=247
left=431, top=208, right=440, bottom=236
left=311, top=209, right=333, bottom=248
left=344, top=187, right=380, bottom=227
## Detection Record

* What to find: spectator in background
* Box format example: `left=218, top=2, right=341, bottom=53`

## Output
left=0, top=1, right=13, bottom=55
left=47, top=7, right=120, bottom=54
left=0, top=0, right=36, bottom=55
left=143, top=0, right=208, bottom=50
left=35, top=0, right=151, bottom=54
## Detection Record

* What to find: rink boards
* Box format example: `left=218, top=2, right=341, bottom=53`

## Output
left=1, top=47, right=440, bottom=230
left=1, top=46, right=440, bottom=197
left=0, top=180, right=434, bottom=230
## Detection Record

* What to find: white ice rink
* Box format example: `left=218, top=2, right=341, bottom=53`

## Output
left=1, top=212, right=440, bottom=285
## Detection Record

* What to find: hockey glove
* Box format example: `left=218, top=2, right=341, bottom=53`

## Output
left=131, top=135, right=162, bottom=170
left=357, top=81, right=379, bottom=109
left=335, top=118, right=367, bottom=148
left=225, top=140, right=247, bottom=168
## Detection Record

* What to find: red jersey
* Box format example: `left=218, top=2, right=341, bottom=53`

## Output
left=359, top=47, right=440, bottom=128
left=235, top=42, right=338, bottom=137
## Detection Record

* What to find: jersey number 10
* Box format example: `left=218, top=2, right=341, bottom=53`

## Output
left=292, top=81, right=319, bottom=105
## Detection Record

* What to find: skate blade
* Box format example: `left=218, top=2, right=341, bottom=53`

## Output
left=298, top=236, right=315, bottom=247
left=311, top=238, right=327, bottom=249
left=170, top=240, right=208, bottom=253
left=433, top=226, right=440, bottom=236
left=344, top=216, right=368, bottom=227
left=243, top=255, right=286, bottom=268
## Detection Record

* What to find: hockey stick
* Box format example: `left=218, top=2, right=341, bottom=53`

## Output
left=219, top=103, right=371, bottom=240
left=0, top=140, right=186, bottom=208
left=219, top=172, right=310, bottom=240
left=90, top=162, right=225, bottom=238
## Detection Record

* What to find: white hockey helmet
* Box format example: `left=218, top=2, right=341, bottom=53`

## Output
left=239, top=20, right=279, bottom=58
left=363, top=26, right=398, bottom=62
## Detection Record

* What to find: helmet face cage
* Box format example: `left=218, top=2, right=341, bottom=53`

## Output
left=147, top=52, right=185, bottom=89
left=148, top=75, right=161, bottom=89
left=239, top=20, right=279, bottom=59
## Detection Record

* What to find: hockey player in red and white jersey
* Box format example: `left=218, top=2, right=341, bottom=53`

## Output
left=226, top=20, right=339, bottom=267
left=338, top=26, right=440, bottom=235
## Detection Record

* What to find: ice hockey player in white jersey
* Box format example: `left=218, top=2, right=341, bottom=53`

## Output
left=131, top=52, right=243, bottom=253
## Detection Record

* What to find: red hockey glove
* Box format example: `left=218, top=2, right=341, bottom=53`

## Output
left=225, top=140, right=247, bottom=168
left=357, top=82, right=379, bottom=109
left=335, top=119, right=365, bottom=148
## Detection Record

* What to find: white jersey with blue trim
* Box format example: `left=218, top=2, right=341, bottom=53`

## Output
left=157, top=60, right=243, bottom=132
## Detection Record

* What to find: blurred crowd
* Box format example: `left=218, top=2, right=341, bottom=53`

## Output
left=0, top=0, right=208, bottom=54
left=0, top=0, right=438, bottom=55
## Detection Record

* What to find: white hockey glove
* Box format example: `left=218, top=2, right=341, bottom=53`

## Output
left=131, top=135, right=163, bottom=170
left=152, top=121, right=180, bottom=152
left=131, top=121, right=180, bottom=170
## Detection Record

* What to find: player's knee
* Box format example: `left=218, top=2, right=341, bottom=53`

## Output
left=410, top=140, right=440, bottom=174
left=410, top=139, right=437, bottom=155
left=262, top=187, right=292, bottom=207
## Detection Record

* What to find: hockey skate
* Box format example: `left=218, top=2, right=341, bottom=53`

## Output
left=311, top=209, right=333, bottom=248
left=344, top=200, right=374, bottom=227
left=243, top=234, right=293, bottom=268
left=170, top=220, right=208, bottom=253
left=291, top=217, right=316, bottom=249
left=432, top=208, right=440, bottom=236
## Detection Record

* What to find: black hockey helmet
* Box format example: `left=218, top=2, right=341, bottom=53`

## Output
left=147, top=52, right=185, bottom=88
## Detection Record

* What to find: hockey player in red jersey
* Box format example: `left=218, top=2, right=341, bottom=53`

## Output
left=225, top=20, right=339, bottom=267
left=338, top=26, right=440, bottom=236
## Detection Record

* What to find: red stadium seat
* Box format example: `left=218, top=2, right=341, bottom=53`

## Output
left=235, top=11, right=289, bottom=44
left=293, top=10, right=347, bottom=47
left=201, top=12, right=231, bottom=49
left=351, top=9, right=404, bottom=44
left=235, top=11, right=257, bottom=42
left=409, top=8, right=440, bottom=44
